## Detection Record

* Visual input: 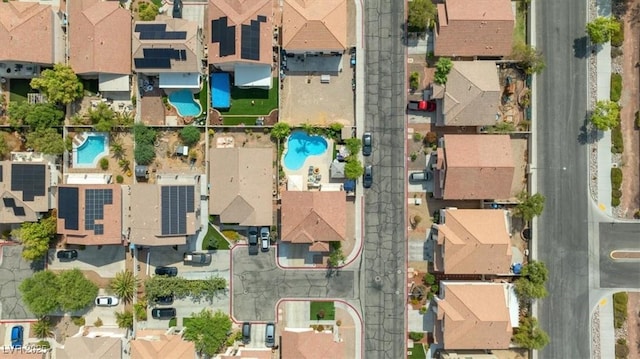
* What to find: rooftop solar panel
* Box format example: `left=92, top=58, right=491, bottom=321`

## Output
left=134, top=58, right=172, bottom=69
left=212, top=17, right=236, bottom=57
left=161, top=186, right=194, bottom=236
left=13, top=206, right=25, bottom=217
left=85, top=189, right=113, bottom=234
left=135, top=24, right=166, bottom=33
left=240, top=20, right=261, bottom=61
left=11, top=164, right=46, bottom=202
left=3, top=198, right=15, bottom=207
left=0, top=165, right=3, bottom=183
left=58, top=187, right=79, bottom=231
left=257, top=15, right=267, bottom=22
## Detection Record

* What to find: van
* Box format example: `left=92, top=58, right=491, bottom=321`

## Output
left=265, top=322, right=275, bottom=348
left=152, top=307, right=176, bottom=319
left=11, top=325, right=23, bottom=348
left=242, top=322, right=251, bottom=344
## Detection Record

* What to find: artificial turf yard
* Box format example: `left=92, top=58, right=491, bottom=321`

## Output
left=309, top=301, right=336, bottom=321
left=201, top=225, right=230, bottom=251
left=219, top=77, right=278, bottom=116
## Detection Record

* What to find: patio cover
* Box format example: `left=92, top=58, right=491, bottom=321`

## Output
left=65, top=174, right=111, bottom=184
left=99, top=74, right=130, bottom=92
left=287, top=175, right=304, bottom=191
left=234, top=64, right=272, bottom=88
left=330, top=160, right=345, bottom=179
left=159, top=72, right=201, bottom=89
left=320, top=183, right=343, bottom=191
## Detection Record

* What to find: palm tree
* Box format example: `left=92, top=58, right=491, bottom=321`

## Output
left=109, top=270, right=138, bottom=304
left=111, top=141, right=124, bottom=159
left=115, top=310, right=133, bottom=329
left=32, top=317, right=54, bottom=339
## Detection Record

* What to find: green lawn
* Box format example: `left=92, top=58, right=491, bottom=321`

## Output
left=9, top=79, right=32, bottom=102
left=201, top=224, right=230, bottom=250
left=309, top=301, right=335, bottom=321
left=408, top=344, right=426, bottom=359
left=222, top=116, right=261, bottom=126
left=514, top=2, right=527, bottom=45
left=198, top=77, right=209, bottom=115
left=219, top=78, right=278, bottom=116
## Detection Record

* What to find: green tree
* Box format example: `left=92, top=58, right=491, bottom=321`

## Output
left=271, top=122, right=291, bottom=140
left=513, top=316, right=550, bottom=350
left=510, top=42, right=546, bottom=75
left=57, top=269, right=98, bottom=312
left=133, top=123, right=157, bottom=145
left=328, top=243, right=346, bottom=267
left=7, top=102, right=64, bottom=130
left=32, top=317, right=54, bottom=339
left=88, top=103, right=115, bottom=132
left=30, top=64, right=83, bottom=105
left=134, top=300, right=148, bottom=321
left=134, top=144, right=156, bottom=165
left=144, top=276, right=227, bottom=301
left=409, top=72, right=420, bottom=90
left=586, top=16, right=620, bottom=44
left=110, top=270, right=138, bottom=304
left=345, top=138, right=362, bottom=157
left=407, top=0, right=436, bottom=32
left=590, top=99, right=621, bottom=130
left=180, top=126, right=201, bottom=146
left=514, top=277, right=548, bottom=301
left=344, top=158, right=364, bottom=179
left=115, top=310, right=134, bottom=329
left=183, top=309, right=232, bottom=357
left=7, top=101, right=31, bottom=128
left=138, top=2, right=159, bottom=21
left=521, top=260, right=549, bottom=284
left=0, top=134, right=9, bottom=159
left=26, top=128, right=67, bottom=155
left=19, top=271, right=60, bottom=316
left=514, top=192, right=546, bottom=222
left=434, top=58, right=453, bottom=85
left=13, top=220, right=57, bottom=261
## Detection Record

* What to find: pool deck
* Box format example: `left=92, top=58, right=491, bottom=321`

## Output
left=283, top=138, right=334, bottom=191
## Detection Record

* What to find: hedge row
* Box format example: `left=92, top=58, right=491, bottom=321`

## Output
left=611, top=167, right=623, bottom=207
left=612, top=19, right=624, bottom=47
left=611, top=124, right=623, bottom=154
left=613, top=292, right=628, bottom=329
left=610, top=73, right=622, bottom=102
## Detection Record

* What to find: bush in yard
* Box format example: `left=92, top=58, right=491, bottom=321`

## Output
left=94, top=318, right=103, bottom=327
left=116, top=175, right=124, bottom=184
left=413, top=132, right=423, bottom=142
left=270, top=122, right=291, bottom=140
left=116, top=310, right=134, bottom=329
left=30, top=64, right=83, bottom=105
left=345, top=138, right=362, bottom=157
left=612, top=189, right=622, bottom=199
left=636, top=111, right=640, bottom=128
left=344, top=158, right=364, bottom=179
left=422, top=273, right=435, bottom=286
left=110, top=270, right=138, bottom=304
left=513, top=316, right=550, bottom=350
left=99, top=157, right=109, bottom=170
left=616, top=343, right=630, bottom=357
left=611, top=19, right=624, bottom=47
left=613, top=292, right=628, bottom=329
left=611, top=167, right=623, bottom=189
left=407, top=0, right=436, bottom=32
left=72, top=316, right=85, bottom=326
left=612, top=196, right=621, bottom=207
left=430, top=284, right=439, bottom=294
left=409, top=332, right=424, bottom=341
left=134, top=144, right=155, bottom=165
left=611, top=124, right=624, bottom=154
left=434, top=58, right=453, bottom=85
left=138, top=2, right=159, bottom=21
left=610, top=73, right=622, bottom=102
left=409, top=72, right=420, bottom=90
left=424, top=132, right=437, bottom=145
left=510, top=42, right=546, bottom=75
left=180, top=126, right=201, bottom=146
left=586, top=16, right=620, bottom=44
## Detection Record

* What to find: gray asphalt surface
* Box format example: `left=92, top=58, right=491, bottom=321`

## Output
left=598, top=223, right=640, bottom=288
left=0, top=245, right=43, bottom=320
left=535, top=0, right=591, bottom=357
left=362, top=0, right=407, bottom=358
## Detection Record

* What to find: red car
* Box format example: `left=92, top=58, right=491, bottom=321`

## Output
left=408, top=100, right=436, bottom=112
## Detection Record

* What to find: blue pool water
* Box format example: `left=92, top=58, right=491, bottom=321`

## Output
left=77, top=134, right=108, bottom=165
left=169, top=90, right=201, bottom=117
left=283, top=131, right=329, bottom=170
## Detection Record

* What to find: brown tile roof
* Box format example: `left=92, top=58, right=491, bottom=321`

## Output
left=0, top=2, right=54, bottom=64
left=131, top=330, right=195, bottom=359
left=439, top=135, right=514, bottom=200
left=280, top=191, right=346, bottom=244
left=132, top=18, right=201, bottom=73
left=0, top=161, right=51, bottom=224
left=208, top=147, right=273, bottom=226
left=69, top=0, right=132, bottom=75
left=436, top=282, right=512, bottom=349
left=281, top=330, right=345, bottom=359
left=435, top=0, right=514, bottom=57
left=55, top=336, right=122, bottom=359
left=57, top=184, right=122, bottom=246
left=208, top=0, right=273, bottom=65
left=434, top=209, right=512, bottom=274
left=439, top=62, right=501, bottom=126
left=282, top=0, right=347, bottom=51
left=129, top=184, right=198, bottom=246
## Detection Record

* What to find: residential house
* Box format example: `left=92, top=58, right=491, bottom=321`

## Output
left=68, top=0, right=132, bottom=95
left=432, top=209, right=512, bottom=275
left=209, top=0, right=273, bottom=88
left=430, top=61, right=500, bottom=127
left=132, top=18, right=203, bottom=90
left=0, top=2, right=62, bottom=72
left=280, top=191, right=346, bottom=252
left=281, top=329, right=345, bottom=359
left=433, top=282, right=517, bottom=350
left=282, top=0, right=347, bottom=53
left=126, top=182, right=200, bottom=246
left=55, top=336, right=122, bottom=359
left=131, top=329, right=195, bottom=359
left=434, top=135, right=514, bottom=200
left=0, top=160, right=54, bottom=224
left=439, top=352, right=498, bottom=359
left=209, top=147, right=273, bottom=226
left=219, top=349, right=272, bottom=359
left=57, top=184, right=123, bottom=246
left=434, top=0, right=514, bottom=58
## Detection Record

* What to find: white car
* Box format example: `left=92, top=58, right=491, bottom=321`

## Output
left=95, top=296, right=119, bottom=307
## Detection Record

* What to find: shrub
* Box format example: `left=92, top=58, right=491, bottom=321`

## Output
left=410, top=152, right=418, bottom=161
left=615, top=343, right=630, bottom=357
left=636, top=111, right=640, bottom=128
left=409, top=332, right=424, bottom=341
left=410, top=72, right=420, bottom=90
left=612, top=189, right=622, bottom=199
left=613, top=292, right=628, bottom=328
left=434, top=57, right=453, bottom=85
left=424, top=132, right=437, bottom=145
left=612, top=124, right=623, bottom=154
left=222, top=230, right=240, bottom=241
left=37, top=340, right=50, bottom=349
left=612, top=197, right=621, bottom=207
left=179, top=126, right=201, bottom=146
left=611, top=19, right=624, bottom=47
left=419, top=306, right=427, bottom=314
left=413, top=132, right=423, bottom=142
left=431, top=284, right=439, bottom=294
left=611, top=167, right=623, bottom=189
left=634, top=210, right=640, bottom=219
left=611, top=73, right=622, bottom=102
left=94, top=317, right=103, bottom=327
left=611, top=46, right=624, bottom=58
left=72, top=316, right=85, bottom=326
left=116, top=175, right=124, bottom=184
left=422, top=273, right=435, bottom=286
left=99, top=157, right=109, bottom=170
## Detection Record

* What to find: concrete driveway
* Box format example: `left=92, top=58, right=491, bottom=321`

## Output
left=145, top=247, right=230, bottom=282
left=144, top=291, right=230, bottom=330
left=82, top=288, right=124, bottom=327
left=48, top=246, right=125, bottom=278
left=0, top=245, right=43, bottom=320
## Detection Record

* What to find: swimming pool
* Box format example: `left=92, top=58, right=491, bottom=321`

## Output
left=74, top=133, right=109, bottom=168
left=283, top=131, right=328, bottom=170
left=168, top=90, right=202, bottom=117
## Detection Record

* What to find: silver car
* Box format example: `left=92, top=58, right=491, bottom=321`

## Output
left=260, top=227, right=270, bottom=252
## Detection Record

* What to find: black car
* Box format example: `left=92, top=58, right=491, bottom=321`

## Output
left=242, top=322, right=251, bottom=344
left=248, top=227, right=259, bottom=255
left=57, top=250, right=78, bottom=261
left=151, top=307, right=176, bottom=319
left=155, top=266, right=178, bottom=277
left=363, top=165, right=373, bottom=188
left=362, top=132, right=372, bottom=156
left=154, top=294, right=174, bottom=305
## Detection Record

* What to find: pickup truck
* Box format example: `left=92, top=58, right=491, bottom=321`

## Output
left=184, top=253, right=212, bottom=265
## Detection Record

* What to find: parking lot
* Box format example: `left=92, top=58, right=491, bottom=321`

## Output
left=48, top=245, right=125, bottom=278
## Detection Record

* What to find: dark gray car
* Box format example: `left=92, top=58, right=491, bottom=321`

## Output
left=363, top=165, right=373, bottom=188
left=265, top=322, right=275, bottom=348
left=151, top=307, right=176, bottom=319
left=362, top=132, right=372, bottom=156
left=248, top=227, right=259, bottom=255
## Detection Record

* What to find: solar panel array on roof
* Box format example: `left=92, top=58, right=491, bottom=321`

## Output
left=161, top=186, right=194, bottom=236
left=11, top=164, right=45, bottom=202
left=211, top=17, right=236, bottom=57
left=142, top=48, right=187, bottom=61
left=0, top=165, right=3, bottom=183
left=2, top=196, right=26, bottom=217
left=134, top=58, right=172, bottom=69
left=85, top=189, right=113, bottom=235
left=135, top=24, right=167, bottom=33
left=139, top=31, right=188, bottom=40
left=241, top=20, right=261, bottom=61
left=58, top=187, right=79, bottom=230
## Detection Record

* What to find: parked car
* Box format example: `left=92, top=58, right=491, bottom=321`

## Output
left=363, top=165, right=373, bottom=188
left=152, top=307, right=176, bottom=319
left=57, top=250, right=78, bottom=261
left=95, top=295, right=119, bottom=307
left=265, top=322, right=276, bottom=348
left=362, top=132, right=372, bottom=156
left=260, top=227, right=270, bottom=252
left=10, top=325, right=23, bottom=348
left=154, top=294, right=174, bottom=305
left=410, top=171, right=432, bottom=182
left=242, top=322, right=251, bottom=344
left=155, top=266, right=178, bottom=277
left=407, top=100, right=436, bottom=112
left=350, top=53, right=356, bottom=66
left=184, top=253, right=212, bottom=265
left=248, top=227, right=259, bottom=255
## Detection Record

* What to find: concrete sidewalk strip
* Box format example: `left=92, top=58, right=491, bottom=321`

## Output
left=598, top=296, right=615, bottom=359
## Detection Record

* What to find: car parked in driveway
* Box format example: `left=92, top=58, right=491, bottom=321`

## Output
left=10, top=325, right=23, bottom=348
left=363, top=165, right=373, bottom=188
left=260, top=227, right=270, bottom=252
left=57, top=250, right=78, bottom=261
left=248, top=227, right=259, bottom=255
left=265, top=322, right=275, bottom=348
left=363, top=132, right=372, bottom=156
left=242, top=322, right=251, bottom=344
left=95, top=296, right=119, bottom=307
left=154, top=294, right=174, bottom=305
left=155, top=266, right=178, bottom=277
left=152, top=307, right=176, bottom=319
left=183, top=253, right=212, bottom=265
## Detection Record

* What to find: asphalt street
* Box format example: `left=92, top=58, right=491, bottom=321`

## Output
left=598, top=223, right=640, bottom=288
left=362, top=0, right=407, bottom=358
left=0, top=245, right=43, bottom=320
left=535, top=0, right=591, bottom=357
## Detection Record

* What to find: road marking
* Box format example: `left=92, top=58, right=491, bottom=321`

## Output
left=610, top=250, right=640, bottom=260
left=599, top=298, right=607, bottom=306
left=598, top=203, right=606, bottom=211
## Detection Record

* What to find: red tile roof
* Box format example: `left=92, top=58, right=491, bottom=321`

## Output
left=0, top=2, right=54, bottom=63
left=282, top=0, right=347, bottom=51
left=281, top=191, right=346, bottom=244
left=281, top=330, right=345, bottom=359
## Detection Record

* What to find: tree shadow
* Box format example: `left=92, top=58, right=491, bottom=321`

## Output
left=573, top=36, right=588, bottom=59
left=577, top=114, right=601, bottom=145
